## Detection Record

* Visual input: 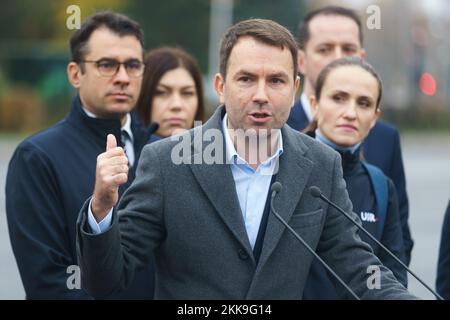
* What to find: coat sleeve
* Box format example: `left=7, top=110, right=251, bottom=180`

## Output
left=377, top=179, right=407, bottom=287
left=77, top=144, right=164, bottom=298
left=5, top=142, right=90, bottom=299
left=316, top=153, right=416, bottom=299
left=436, top=200, right=450, bottom=299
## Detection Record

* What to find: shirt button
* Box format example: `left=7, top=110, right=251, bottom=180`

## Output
left=238, top=249, right=249, bottom=260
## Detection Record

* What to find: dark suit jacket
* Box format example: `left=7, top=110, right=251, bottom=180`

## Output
left=77, top=105, right=415, bottom=299
left=288, top=99, right=413, bottom=264
left=437, top=200, right=450, bottom=299
left=6, top=96, right=155, bottom=299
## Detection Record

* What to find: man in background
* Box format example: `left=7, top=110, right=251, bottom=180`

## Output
left=6, top=11, right=154, bottom=299
left=287, top=6, right=413, bottom=266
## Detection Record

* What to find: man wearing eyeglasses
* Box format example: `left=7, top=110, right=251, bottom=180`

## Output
left=5, top=11, right=155, bottom=299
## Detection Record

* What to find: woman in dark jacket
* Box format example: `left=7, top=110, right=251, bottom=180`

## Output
left=302, top=57, right=407, bottom=299
left=437, top=200, right=450, bottom=299
left=135, top=47, right=206, bottom=143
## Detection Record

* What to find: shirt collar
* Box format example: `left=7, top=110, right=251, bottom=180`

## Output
left=301, top=93, right=313, bottom=122
left=222, top=113, right=283, bottom=167
left=315, top=128, right=361, bottom=154
left=82, top=107, right=133, bottom=142
left=121, top=113, right=134, bottom=142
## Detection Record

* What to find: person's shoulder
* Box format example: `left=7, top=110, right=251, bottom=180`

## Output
left=373, top=120, right=400, bottom=137
left=14, top=120, right=68, bottom=157
left=147, top=134, right=161, bottom=144
left=292, top=98, right=303, bottom=109
left=385, top=175, right=397, bottom=194
left=283, top=126, right=339, bottom=160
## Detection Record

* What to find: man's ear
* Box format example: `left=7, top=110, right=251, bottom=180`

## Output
left=297, top=49, right=307, bottom=75
left=214, top=73, right=225, bottom=104
left=309, top=95, right=318, bottom=119
left=359, top=48, right=367, bottom=60
left=67, top=62, right=82, bottom=89
left=292, top=75, right=301, bottom=106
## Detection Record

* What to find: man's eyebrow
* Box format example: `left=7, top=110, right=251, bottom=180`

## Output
left=94, top=57, right=142, bottom=62
left=233, top=70, right=289, bottom=78
left=233, top=70, right=256, bottom=77
left=269, top=72, right=289, bottom=78
left=315, top=42, right=358, bottom=47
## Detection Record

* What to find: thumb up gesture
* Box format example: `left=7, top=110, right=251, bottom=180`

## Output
left=91, top=134, right=129, bottom=222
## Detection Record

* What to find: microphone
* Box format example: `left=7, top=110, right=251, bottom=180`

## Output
left=309, top=186, right=444, bottom=300
left=270, top=182, right=360, bottom=300
left=148, top=121, right=159, bottom=136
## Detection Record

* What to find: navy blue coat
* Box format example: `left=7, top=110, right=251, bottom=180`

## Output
left=287, top=100, right=413, bottom=265
left=6, top=96, right=155, bottom=299
left=437, top=200, right=450, bottom=299
left=302, top=141, right=407, bottom=299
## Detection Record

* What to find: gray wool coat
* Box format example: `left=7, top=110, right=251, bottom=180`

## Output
left=77, top=106, right=415, bottom=300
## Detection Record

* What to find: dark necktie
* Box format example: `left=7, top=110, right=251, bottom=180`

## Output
left=121, top=129, right=135, bottom=167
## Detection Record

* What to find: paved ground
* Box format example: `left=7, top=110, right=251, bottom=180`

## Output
left=401, top=133, right=450, bottom=299
left=0, top=132, right=449, bottom=299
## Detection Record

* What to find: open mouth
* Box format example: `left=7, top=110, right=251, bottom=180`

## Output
left=249, top=113, right=271, bottom=123
left=252, top=113, right=269, bottom=118
left=248, top=111, right=272, bottom=124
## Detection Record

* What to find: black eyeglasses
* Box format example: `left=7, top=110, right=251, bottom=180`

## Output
left=80, top=58, right=145, bottom=78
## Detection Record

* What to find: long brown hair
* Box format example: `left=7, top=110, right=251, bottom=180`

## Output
left=135, top=47, right=205, bottom=128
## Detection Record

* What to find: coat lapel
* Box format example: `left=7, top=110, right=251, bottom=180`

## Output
left=189, top=107, right=255, bottom=261
left=255, top=126, right=314, bottom=271
left=188, top=107, right=315, bottom=269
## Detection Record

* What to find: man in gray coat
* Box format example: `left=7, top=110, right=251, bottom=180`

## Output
left=77, top=18, right=414, bottom=299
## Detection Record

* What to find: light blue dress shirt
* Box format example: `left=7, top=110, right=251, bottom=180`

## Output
left=222, top=113, right=283, bottom=249
left=88, top=112, right=284, bottom=248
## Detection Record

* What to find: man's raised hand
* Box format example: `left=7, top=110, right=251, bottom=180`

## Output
left=91, top=134, right=129, bottom=221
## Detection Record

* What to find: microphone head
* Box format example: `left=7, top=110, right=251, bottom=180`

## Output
left=309, top=186, right=322, bottom=198
left=148, top=121, right=160, bottom=135
left=271, top=182, right=282, bottom=194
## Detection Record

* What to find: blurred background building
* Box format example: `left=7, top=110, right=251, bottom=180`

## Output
left=1, top=0, right=448, bottom=133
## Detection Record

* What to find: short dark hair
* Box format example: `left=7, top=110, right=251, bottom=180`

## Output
left=70, top=11, right=144, bottom=64
left=135, top=47, right=206, bottom=128
left=315, top=57, right=382, bottom=109
left=219, top=18, right=298, bottom=80
left=297, top=6, right=363, bottom=50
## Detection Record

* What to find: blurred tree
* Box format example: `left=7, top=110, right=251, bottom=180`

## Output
left=233, top=0, right=304, bottom=36
left=0, top=0, right=311, bottom=132
left=126, top=0, right=210, bottom=73
left=50, top=0, right=128, bottom=50
left=0, top=1, right=54, bottom=43
left=0, top=86, right=45, bottom=132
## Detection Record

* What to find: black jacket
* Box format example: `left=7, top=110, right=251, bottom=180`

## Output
left=5, top=96, right=155, bottom=299
left=437, top=200, right=450, bottom=299
left=288, top=100, right=413, bottom=265
left=303, top=138, right=407, bottom=299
